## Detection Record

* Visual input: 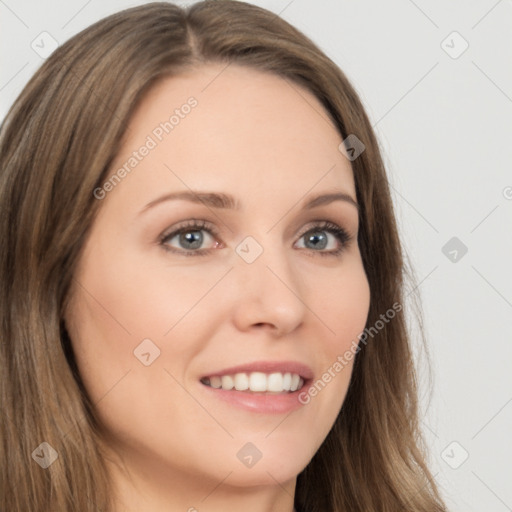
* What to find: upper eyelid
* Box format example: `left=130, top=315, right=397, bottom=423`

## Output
left=160, top=219, right=218, bottom=240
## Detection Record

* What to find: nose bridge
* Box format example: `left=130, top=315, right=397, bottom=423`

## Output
left=231, top=232, right=306, bottom=333
left=235, top=232, right=294, bottom=287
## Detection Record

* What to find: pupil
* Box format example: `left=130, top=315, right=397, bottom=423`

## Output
left=307, top=231, right=327, bottom=250
left=181, top=231, right=202, bottom=249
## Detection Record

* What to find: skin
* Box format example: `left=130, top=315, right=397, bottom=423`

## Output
left=64, top=63, right=371, bottom=512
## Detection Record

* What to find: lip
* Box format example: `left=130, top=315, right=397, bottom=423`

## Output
left=199, top=383, right=309, bottom=414
left=200, top=360, right=314, bottom=380
left=199, top=360, right=313, bottom=414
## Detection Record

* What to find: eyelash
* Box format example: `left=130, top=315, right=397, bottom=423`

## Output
left=158, top=219, right=353, bottom=258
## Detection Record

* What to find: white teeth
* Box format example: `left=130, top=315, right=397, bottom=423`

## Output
left=249, top=372, right=267, bottom=392
left=234, top=373, right=249, bottom=391
left=210, top=376, right=222, bottom=388
left=282, top=372, right=292, bottom=391
left=290, top=373, right=300, bottom=392
left=203, top=371, right=305, bottom=393
left=267, top=372, right=283, bottom=392
left=221, top=375, right=234, bottom=390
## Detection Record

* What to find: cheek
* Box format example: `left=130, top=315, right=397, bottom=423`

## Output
left=299, top=256, right=370, bottom=424
left=78, top=246, right=226, bottom=341
left=292, top=254, right=370, bottom=432
left=64, top=240, right=229, bottom=405
left=318, top=257, right=371, bottom=358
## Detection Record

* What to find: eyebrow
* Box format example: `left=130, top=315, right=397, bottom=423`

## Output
left=139, top=190, right=359, bottom=214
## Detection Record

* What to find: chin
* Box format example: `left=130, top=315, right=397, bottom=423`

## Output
left=217, top=436, right=315, bottom=486
left=221, top=460, right=305, bottom=488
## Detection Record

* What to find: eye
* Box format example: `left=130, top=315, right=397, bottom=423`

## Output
left=159, top=219, right=353, bottom=257
left=159, top=219, right=220, bottom=257
left=295, top=221, right=353, bottom=257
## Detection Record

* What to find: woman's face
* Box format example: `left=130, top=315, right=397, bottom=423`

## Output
left=65, top=63, right=370, bottom=501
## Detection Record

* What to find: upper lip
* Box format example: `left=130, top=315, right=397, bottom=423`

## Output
left=201, top=360, right=314, bottom=381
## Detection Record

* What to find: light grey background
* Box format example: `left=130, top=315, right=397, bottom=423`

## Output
left=1, top=1, right=511, bottom=510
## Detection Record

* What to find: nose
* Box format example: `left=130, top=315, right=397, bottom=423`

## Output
left=230, top=242, right=307, bottom=336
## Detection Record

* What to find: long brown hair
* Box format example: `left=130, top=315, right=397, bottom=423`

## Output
left=0, top=2, right=446, bottom=510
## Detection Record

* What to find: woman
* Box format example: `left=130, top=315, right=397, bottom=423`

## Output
left=0, top=1, right=447, bottom=511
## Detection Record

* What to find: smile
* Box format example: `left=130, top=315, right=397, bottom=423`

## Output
left=200, top=371, right=305, bottom=393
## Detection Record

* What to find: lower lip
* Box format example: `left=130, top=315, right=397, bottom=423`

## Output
left=199, top=381, right=309, bottom=414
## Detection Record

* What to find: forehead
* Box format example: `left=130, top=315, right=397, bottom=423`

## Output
left=107, top=63, right=356, bottom=209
